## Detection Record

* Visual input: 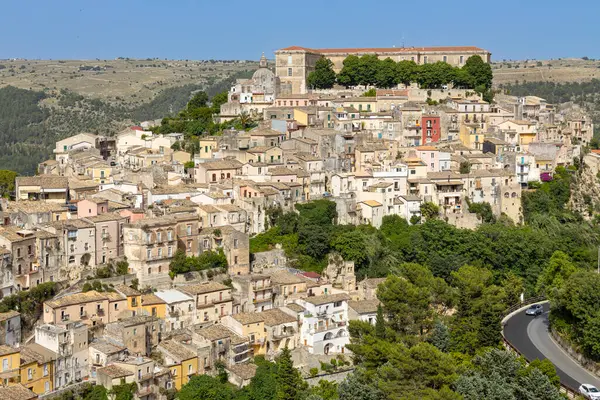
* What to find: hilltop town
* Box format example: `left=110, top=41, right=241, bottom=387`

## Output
left=0, top=45, right=594, bottom=400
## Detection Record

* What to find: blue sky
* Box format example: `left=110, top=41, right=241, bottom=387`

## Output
left=0, top=0, right=597, bottom=61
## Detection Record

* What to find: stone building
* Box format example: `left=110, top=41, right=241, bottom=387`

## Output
left=275, top=45, right=492, bottom=94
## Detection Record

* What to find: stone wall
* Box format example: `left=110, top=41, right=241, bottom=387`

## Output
left=550, top=327, right=600, bottom=377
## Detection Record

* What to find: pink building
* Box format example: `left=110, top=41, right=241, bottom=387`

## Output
left=77, top=198, right=109, bottom=218
left=415, top=146, right=440, bottom=173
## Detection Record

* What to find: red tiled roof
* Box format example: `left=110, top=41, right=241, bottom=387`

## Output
left=279, top=46, right=487, bottom=54
left=130, top=126, right=143, bottom=131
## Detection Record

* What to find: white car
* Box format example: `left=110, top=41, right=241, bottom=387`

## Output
left=579, top=384, right=600, bottom=399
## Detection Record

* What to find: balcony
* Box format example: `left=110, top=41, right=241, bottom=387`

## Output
left=169, top=310, right=180, bottom=318
left=61, top=314, right=70, bottom=322
left=311, top=321, right=347, bottom=333
left=252, top=283, right=272, bottom=291
left=252, top=297, right=270, bottom=304
left=273, top=328, right=295, bottom=340
left=96, top=308, right=105, bottom=316
left=79, top=311, right=88, bottom=319
left=139, top=372, right=154, bottom=382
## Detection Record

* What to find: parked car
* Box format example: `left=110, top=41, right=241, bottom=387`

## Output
left=525, top=304, right=543, bottom=316
left=579, top=384, right=600, bottom=399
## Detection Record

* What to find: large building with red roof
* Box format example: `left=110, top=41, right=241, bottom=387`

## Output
left=275, top=45, right=491, bottom=94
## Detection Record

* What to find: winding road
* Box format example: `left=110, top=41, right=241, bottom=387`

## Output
left=503, top=302, right=600, bottom=390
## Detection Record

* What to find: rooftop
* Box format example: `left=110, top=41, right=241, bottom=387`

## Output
left=301, top=293, right=350, bottom=306
left=16, top=175, right=68, bottom=189
left=348, top=300, right=380, bottom=314
left=232, top=313, right=265, bottom=325
left=0, top=384, right=37, bottom=400
left=278, top=45, right=488, bottom=54
left=260, top=308, right=297, bottom=326
left=178, top=282, right=230, bottom=296
left=158, top=340, right=197, bottom=362
left=227, top=363, right=258, bottom=380
left=46, top=290, right=107, bottom=308
left=154, top=290, right=193, bottom=304
left=98, top=364, right=135, bottom=379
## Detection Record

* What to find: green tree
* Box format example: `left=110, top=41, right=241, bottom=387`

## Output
left=362, top=88, right=377, bottom=97
left=463, top=55, right=493, bottom=89
left=375, top=304, right=386, bottom=339
left=0, top=170, right=18, bottom=197
left=357, top=55, right=380, bottom=86
left=396, top=60, right=418, bottom=86
left=420, top=202, right=440, bottom=220
left=377, top=274, right=433, bottom=336
left=244, top=356, right=277, bottom=400
left=536, top=250, right=576, bottom=294
left=275, top=347, right=307, bottom=400
left=184, top=161, right=195, bottom=170
left=459, top=161, right=471, bottom=174
left=177, top=375, right=234, bottom=400
left=526, top=359, right=560, bottom=388
left=85, top=385, right=108, bottom=400
left=428, top=319, right=450, bottom=352
left=210, top=91, right=229, bottom=114
left=337, top=55, right=361, bottom=87
left=187, top=91, right=209, bottom=109
left=307, top=57, right=337, bottom=89
left=110, top=382, right=138, bottom=400
left=338, top=369, right=383, bottom=400
left=374, top=58, right=398, bottom=88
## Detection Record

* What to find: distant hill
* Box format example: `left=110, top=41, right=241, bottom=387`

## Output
left=492, top=58, right=600, bottom=86
left=0, top=60, right=256, bottom=174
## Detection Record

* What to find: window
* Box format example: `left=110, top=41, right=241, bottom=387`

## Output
left=287, top=55, right=292, bottom=65
left=186, top=224, right=192, bottom=235
left=443, top=55, right=447, bottom=62
left=2, top=359, right=7, bottom=371
left=158, top=248, right=162, bottom=258
left=287, top=68, right=292, bottom=76
left=234, top=256, right=238, bottom=264
left=147, top=249, right=152, bottom=260
left=157, top=232, right=162, bottom=242
left=16, top=248, right=20, bottom=258
left=168, top=246, right=173, bottom=257
left=167, top=230, right=173, bottom=241
left=460, top=55, right=464, bottom=64
left=28, top=368, right=33, bottom=380
left=423, top=56, right=428, bottom=64
left=146, top=232, right=151, bottom=244
left=233, top=239, right=238, bottom=249
left=203, top=239, right=209, bottom=248
left=43, top=364, right=48, bottom=376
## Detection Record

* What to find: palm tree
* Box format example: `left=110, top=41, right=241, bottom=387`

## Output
left=238, top=112, right=253, bottom=130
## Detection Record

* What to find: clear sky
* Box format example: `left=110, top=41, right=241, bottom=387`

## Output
left=0, top=0, right=597, bottom=61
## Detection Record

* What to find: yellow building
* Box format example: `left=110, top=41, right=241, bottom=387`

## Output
left=172, top=151, right=192, bottom=164
left=459, top=123, right=484, bottom=150
left=141, top=294, right=167, bottom=318
left=222, top=314, right=267, bottom=355
left=157, top=340, right=198, bottom=390
left=198, top=138, right=218, bottom=159
left=85, top=161, right=112, bottom=184
left=19, top=345, right=53, bottom=395
left=115, top=285, right=143, bottom=315
left=0, top=345, right=21, bottom=387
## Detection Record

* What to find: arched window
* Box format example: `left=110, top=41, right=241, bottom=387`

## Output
left=147, top=267, right=152, bottom=275
left=504, top=192, right=509, bottom=198
left=511, top=192, right=518, bottom=198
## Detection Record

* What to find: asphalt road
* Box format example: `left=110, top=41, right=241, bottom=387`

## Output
left=503, top=302, right=600, bottom=391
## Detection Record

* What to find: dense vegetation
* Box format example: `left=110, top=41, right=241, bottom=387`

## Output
left=169, top=249, right=228, bottom=278
left=251, top=168, right=597, bottom=292
left=307, top=55, right=493, bottom=100
left=0, top=282, right=58, bottom=330
left=245, top=164, right=600, bottom=396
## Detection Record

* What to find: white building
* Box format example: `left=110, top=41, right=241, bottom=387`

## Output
left=35, top=323, right=89, bottom=389
left=154, top=290, right=195, bottom=332
left=294, top=293, right=350, bottom=355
